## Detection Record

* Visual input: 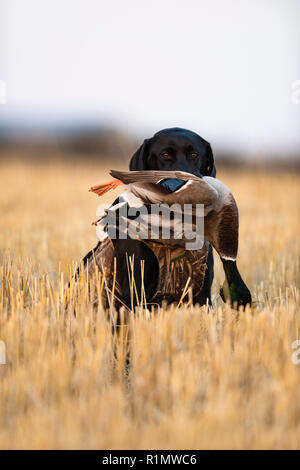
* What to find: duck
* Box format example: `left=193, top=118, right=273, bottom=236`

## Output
left=90, top=169, right=239, bottom=262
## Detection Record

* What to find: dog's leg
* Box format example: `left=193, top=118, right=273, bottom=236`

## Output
left=113, top=239, right=159, bottom=309
left=220, top=259, right=252, bottom=309
left=194, top=244, right=214, bottom=306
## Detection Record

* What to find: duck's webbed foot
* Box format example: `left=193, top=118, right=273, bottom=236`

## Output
left=220, top=259, right=252, bottom=309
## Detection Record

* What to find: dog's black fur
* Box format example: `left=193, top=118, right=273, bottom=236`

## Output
left=84, top=127, right=251, bottom=309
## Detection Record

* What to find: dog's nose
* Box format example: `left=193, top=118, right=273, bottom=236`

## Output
left=175, top=156, right=201, bottom=178
left=178, top=166, right=202, bottom=178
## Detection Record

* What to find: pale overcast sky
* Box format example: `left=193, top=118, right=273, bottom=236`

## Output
left=0, top=0, right=300, bottom=155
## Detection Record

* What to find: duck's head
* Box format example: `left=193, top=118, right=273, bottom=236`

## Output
left=158, top=178, right=186, bottom=193
left=129, top=127, right=216, bottom=179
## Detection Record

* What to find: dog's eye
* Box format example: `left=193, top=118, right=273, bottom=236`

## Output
left=161, top=152, right=171, bottom=159
left=190, top=152, right=199, bottom=159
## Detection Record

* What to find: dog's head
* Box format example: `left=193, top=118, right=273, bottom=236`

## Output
left=129, top=127, right=216, bottom=177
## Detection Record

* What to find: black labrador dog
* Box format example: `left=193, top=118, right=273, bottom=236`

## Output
left=83, top=127, right=251, bottom=309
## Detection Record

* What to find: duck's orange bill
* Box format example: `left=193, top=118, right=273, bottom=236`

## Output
left=89, top=179, right=123, bottom=197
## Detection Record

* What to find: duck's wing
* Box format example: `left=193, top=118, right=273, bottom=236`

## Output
left=110, top=170, right=200, bottom=184
left=126, top=183, right=170, bottom=205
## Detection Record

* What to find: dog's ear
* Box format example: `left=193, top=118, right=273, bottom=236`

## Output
left=129, top=139, right=151, bottom=170
left=202, top=143, right=216, bottom=177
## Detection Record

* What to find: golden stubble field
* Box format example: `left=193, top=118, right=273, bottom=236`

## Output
left=0, top=158, right=299, bottom=449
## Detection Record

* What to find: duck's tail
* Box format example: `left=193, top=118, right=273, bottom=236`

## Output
left=89, top=179, right=123, bottom=197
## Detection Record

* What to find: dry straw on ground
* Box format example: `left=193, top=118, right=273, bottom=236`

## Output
left=0, top=160, right=299, bottom=449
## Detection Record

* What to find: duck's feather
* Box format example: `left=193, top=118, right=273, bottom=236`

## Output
left=110, top=170, right=200, bottom=184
